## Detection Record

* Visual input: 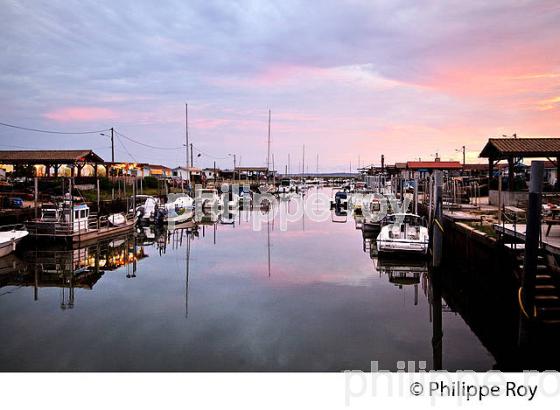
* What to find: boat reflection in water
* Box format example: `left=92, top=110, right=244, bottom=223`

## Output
left=0, top=235, right=148, bottom=308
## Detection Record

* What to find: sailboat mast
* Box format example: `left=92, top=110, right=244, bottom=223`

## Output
left=267, top=109, right=271, bottom=177
left=302, top=144, right=305, bottom=178
left=185, top=103, right=190, bottom=184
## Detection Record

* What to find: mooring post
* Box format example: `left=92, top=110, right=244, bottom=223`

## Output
left=132, top=177, right=136, bottom=217
left=431, top=267, right=443, bottom=370
left=498, top=172, right=502, bottom=223
left=522, top=160, right=544, bottom=316
left=414, top=176, right=418, bottom=214
left=34, top=176, right=38, bottom=219
left=96, top=178, right=100, bottom=214
left=432, top=170, right=443, bottom=268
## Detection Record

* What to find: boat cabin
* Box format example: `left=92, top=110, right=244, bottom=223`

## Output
left=40, top=203, right=91, bottom=232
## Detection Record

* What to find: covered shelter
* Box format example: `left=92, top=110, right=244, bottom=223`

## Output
left=479, top=137, right=560, bottom=191
left=405, top=160, right=462, bottom=178
left=235, top=166, right=269, bottom=181
left=0, top=149, right=105, bottom=177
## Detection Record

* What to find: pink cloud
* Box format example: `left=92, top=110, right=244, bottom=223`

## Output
left=43, top=106, right=118, bottom=122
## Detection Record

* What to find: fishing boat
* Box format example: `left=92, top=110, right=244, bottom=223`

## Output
left=376, top=213, right=429, bottom=256
left=26, top=200, right=135, bottom=243
left=0, top=228, right=28, bottom=257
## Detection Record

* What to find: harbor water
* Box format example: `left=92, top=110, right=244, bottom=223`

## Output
left=0, top=190, right=495, bottom=371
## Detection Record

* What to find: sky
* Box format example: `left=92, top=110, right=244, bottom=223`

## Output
left=0, top=0, right=559, bottom=172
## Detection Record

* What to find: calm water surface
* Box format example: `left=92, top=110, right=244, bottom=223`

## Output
left=0, top=192, right=494, bottom=371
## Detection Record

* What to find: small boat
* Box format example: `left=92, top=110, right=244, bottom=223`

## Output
left=278, top=178, right=296, bottom=194
left=0, top=228, right=28, bottom=257
left=199, top=188, right=223, bottom=209
left=330, top=190, right=348, bottom=209
left=362, top=197, right=383, bottom=233
left=108, top=213, right=126, bottom=226
left=376, top=213, right=429, bottom=256
left=164, top=194, right=194, bottom=223
left=135, top=196, right=163, bottom=223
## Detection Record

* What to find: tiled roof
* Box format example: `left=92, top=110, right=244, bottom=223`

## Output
left=0, top=149, right=103, bottom=163
left=480, top=138, right=560, bottom=158
left=407, top=161, right=462, bottom=169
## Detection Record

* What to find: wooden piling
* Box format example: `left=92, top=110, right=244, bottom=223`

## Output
left=432, top=171, right=443, bottom=268
left=522, top=161, right=544, bottom=316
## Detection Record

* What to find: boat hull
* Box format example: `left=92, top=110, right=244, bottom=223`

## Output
left=377, top=240, right=428, bottom=256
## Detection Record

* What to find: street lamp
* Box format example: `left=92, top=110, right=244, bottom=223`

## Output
left=100, top=128, right=114, bottom=162
left=455, top=146, right=466, bottom=168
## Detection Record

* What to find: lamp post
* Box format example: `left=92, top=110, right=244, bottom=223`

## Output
left=100, top=129, right=115, bottom=162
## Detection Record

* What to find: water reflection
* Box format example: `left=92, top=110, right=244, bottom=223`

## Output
left=0, top=191, right=499, bottom=371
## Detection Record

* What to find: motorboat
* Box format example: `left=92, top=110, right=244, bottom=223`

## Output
left=164, top=194, right=194, bottom=223
left=376, top=213, right=429, bottom=256
left=0, top=228, right=28, bottom=257
left=278, top=178, right=296, bottom=194
left=135, top=196, right=164, bottom=223
left=331, top=190, right=348, bottom=209
left=362, top=197, right=383, bottom=233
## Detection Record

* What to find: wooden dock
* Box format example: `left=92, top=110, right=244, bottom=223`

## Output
left=494, top=223, right=560, bottom=255
left=26, top=216, right=136, bottom=244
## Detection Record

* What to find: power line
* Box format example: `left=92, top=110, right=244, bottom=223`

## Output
left=114, top=130, right=183, bottom=151
left=115, top=134, right=137, bottom=162
left=115, top=129, right=228, bottom=160
left=191, top=146, right=228, bottom=160
left=0, top=121, right=110, bottom=135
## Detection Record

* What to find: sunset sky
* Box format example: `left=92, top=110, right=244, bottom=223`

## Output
left=1, top=0, right=559, bottom=171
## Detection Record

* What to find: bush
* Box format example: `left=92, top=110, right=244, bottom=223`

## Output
left=143, top=176, right=159, bottom=189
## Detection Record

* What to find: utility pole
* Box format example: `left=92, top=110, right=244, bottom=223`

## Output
left=462, top=145, right=466, bottom=167
left=110, top=127, right=115, bottom=162
left=288, top=153, right=291, bottom=176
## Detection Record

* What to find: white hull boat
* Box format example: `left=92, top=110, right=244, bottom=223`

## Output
left=164, top=195, right=194, bottom=223
left=0, top=229, right=29, bottom=257
left=108, top=213, right=126, bottom=226
left=376, top=213, right=429, bottom=256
